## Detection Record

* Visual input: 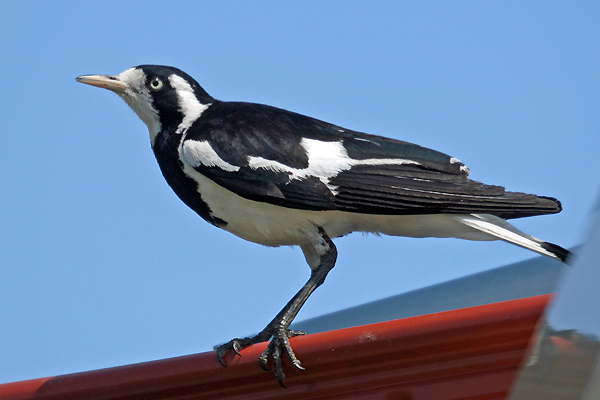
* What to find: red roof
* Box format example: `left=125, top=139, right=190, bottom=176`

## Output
left=0, top=294, right=548, bottom=400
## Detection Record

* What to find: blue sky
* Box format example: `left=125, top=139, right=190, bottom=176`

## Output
left=1, top=1, right=599, bottom=384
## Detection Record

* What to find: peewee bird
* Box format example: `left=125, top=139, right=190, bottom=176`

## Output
left=77, top=65, right=569, bottom=386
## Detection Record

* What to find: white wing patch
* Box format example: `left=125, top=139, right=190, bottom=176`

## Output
left=249, top=138, right=420, bottom=192
left=183, top=140, right=240, bottom=172
left=183, top=138, right=421, bottom=193
left=169, top=74, right=211, bottom=134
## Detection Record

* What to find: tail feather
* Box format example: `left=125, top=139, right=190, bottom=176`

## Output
left=453, top=214, right=570, bottom=262
left=540, top=242, right=571, bottom=263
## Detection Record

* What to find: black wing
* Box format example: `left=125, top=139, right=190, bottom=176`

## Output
left=182, top=101, right=561, bottom=219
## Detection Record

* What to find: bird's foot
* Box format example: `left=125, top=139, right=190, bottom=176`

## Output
left=215, top=327, right=307, bottom=388
left=258, top=328, right=307, bottom=387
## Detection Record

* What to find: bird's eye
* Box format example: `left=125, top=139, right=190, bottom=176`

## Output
left=149, top=77, right=164, bottom=91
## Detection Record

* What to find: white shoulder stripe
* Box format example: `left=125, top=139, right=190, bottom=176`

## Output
left=182, top=140, right=240, bottom=172
left=169, top=74, right=211, bottom=134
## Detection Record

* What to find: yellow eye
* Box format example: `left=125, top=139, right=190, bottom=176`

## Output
left=149, top=77, right=164, bottom=91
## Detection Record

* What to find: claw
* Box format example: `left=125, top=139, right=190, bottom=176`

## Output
left=258, top=348, right=272, bottom=371
left=287, top=329, right=308, bottom=337
left=273, top=345, right=286, bottom=387
left=292, top=360, right=305, bottom=371
left=281, top=333, right=305, bottom=371
left=215, top=344, right=229, bottom=367
left=232, top=340, right=243, bottom=357
left=217, top=354, right=227, bottom=368
left=215, top=347, right=230, bottom=367
left=215, top=338, right=252, bottom=367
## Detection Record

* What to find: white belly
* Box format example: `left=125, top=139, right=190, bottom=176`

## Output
left=182, top=164, right=497, bottom=247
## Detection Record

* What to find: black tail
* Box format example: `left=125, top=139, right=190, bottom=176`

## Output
left=541, top=242, right=572, bottom=264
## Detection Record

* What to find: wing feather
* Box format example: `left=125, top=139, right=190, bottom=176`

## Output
left=182, top=101, right=561, bottom=219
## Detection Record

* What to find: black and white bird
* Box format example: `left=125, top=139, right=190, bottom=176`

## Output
left=77, top=65, right=569, bottom=386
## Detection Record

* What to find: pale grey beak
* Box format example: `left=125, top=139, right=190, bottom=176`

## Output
left=76, top=74, right=130, bottom=93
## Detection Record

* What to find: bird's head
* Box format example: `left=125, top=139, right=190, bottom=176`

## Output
left=77, top=65, right=214, bottom=145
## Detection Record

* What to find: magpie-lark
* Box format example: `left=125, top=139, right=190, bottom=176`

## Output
left=77, top=65, right=569, bottom=386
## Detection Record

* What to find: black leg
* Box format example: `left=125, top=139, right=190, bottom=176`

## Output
left=215, top=227, right=337, bottom=387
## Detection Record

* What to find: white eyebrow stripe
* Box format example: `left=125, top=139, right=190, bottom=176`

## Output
left=169, top=74, right=211, bottom=134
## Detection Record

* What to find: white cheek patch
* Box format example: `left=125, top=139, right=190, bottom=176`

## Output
left=169, top=75, right=211, bottom=134
left=182, top=140, right=240, bottom=172
left=248, top=138, right=420, bottom=192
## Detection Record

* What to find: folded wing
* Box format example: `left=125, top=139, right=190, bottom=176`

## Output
left=182, top=101, right=562, bottom=219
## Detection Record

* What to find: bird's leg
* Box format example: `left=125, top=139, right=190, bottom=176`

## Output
left=215, top=227, right=337, bottom=387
